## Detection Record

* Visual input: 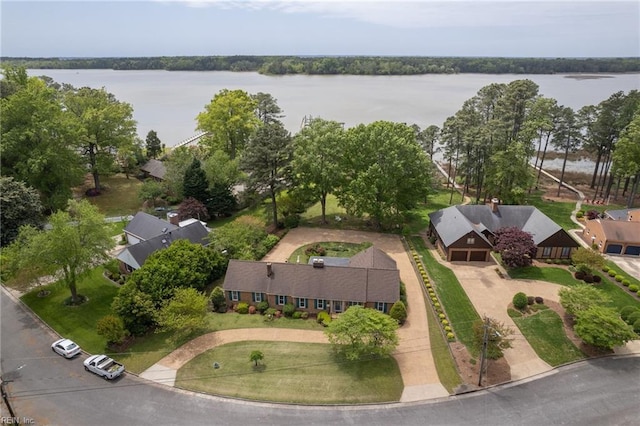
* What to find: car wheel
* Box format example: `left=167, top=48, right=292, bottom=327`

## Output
left=103, top=375, right=109, bottom=380
left=84, top=366, right=89, bottom=371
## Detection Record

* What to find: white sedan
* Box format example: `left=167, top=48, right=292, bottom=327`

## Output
left=51, top=338, right=81, bottom=358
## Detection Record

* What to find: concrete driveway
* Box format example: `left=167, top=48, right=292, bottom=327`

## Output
left=606, top=255, right=640, bottom=280
left=437, top=259, right=560, bottom=380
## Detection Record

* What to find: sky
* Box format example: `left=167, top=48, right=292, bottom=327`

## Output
left=1, top=1, right=638, bottom=58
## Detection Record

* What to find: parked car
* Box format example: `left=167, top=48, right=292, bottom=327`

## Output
left=51, top=338, right=81, bottom=359
left=83, top=355, right=125, bottom=380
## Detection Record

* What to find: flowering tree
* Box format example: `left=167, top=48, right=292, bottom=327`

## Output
left=493, top=227, right=537, bottom=268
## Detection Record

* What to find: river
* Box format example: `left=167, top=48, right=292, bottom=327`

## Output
left=28, top=69, right=640, bottom=148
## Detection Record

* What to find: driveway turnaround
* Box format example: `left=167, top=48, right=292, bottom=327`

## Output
left=142, top=227, right=449, bottom=402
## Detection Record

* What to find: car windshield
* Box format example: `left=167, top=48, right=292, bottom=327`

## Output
left=65, top=342, right=77, bottom=350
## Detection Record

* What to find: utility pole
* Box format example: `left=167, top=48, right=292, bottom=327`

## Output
left=478, top=317, right=489, bottom=386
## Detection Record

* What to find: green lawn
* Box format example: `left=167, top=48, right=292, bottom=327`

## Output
left=411, top=236, right=481, bottom=354
left=20, top=267, right=119, bottom=354
left=176, top=341, right=403, bottom=404
left=404, top=188, right=457, bottom=234
left=84, top=173, right=143, bottom=216
left=287, top=241, right=373, bottom=264
left=604, top=261, right=640, bottom=287
left=426, top=301, right=461, bottom=393
left=510, top=308, right=586, bottom=366
left=300, top=194, right=371, bottom=229
left=525, top=192, right=578, bottom=231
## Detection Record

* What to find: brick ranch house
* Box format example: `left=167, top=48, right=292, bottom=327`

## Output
left=222, top=247, right=400, bottom=315
left=581, top=208, right=640, bottom=256
left=428, top=199, right=579, bottom=262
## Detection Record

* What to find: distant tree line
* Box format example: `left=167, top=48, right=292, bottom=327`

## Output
left=2, top=56, right=639, bottom=75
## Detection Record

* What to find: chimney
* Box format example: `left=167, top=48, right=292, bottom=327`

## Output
left=312, top=259, right=325, bottom=268
left=267, top=262, right=273, bottom=277
left=490, top=198, right=500, bottom=213
left=167, top=212, right=179, bottom=225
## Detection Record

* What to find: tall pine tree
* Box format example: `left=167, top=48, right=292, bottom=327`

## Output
left=183, top=158, right=209, bottom=204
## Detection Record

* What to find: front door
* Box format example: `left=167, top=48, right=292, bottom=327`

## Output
left=333, top=301, right=343, bottom=313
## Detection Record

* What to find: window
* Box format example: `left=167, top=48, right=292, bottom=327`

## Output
left=297, top=298, right=307, bottom=309
left=466, top=237, right=475, bottom=245
left=542, top=247, right=552, bottom=258
left=376, top=302, right=387, bottom=313
left=229, top=291, right=239, bottom=302
left=252, top=292, right=262, bottom=303
left=276, top=295, right=286, bottom=306
left=315, top=299, right=325, bottom=310
left=561, top=247, right=571, bottom=258
left=347, top=301, right=361, bottom=307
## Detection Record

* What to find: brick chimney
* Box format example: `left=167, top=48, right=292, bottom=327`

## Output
left=267, top=262, right=273, bottom=277
left=490, top=198, right=500, bottom=213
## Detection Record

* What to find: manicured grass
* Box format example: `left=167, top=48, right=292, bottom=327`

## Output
left=508, top=266, right=581, bottom=287
left=593, top=271, right=640, bottom=311
left=300, top=194, right=370, bottom=229
left=510, top=308, right=585, bottom=366
left=20, top=267, right=119, bottom=354
left=176, top=341, right=403, bottom=404
left=404, top=188, right=457, bottom=234
left=287, top=241, right=373, bottom=264
left=604, top=261, right=640, bottom=287
left=525, top=192, right=578, bottom=231
left=426, top=301, right=461, bottom=393
left=84, top=173, right=143, bottom=216
left=411, top=237, right=481, bottom=354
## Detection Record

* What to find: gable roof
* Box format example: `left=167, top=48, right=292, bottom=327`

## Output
left=348, top=246, right=397, bottom=270
left=429, top=205, right=565, bottom=246
left=117, top=221, right=209, bottom=269
left=140, top=159, right=166, bottom=180
left=594, top=219, right=640, bottom=244
left=223, top=247, right=399, bottom=303
left=605, top=208, right=640, bottom=221
left=124, top=212, right=179, bottom=242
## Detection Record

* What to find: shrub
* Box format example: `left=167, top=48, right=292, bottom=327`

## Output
left=615, top=275, right=624, bottom=282
left=292, top=311, right=302, bottom=319
left=622, top=279, right=630, bottom=287
left=256, top=300, right=269, bottom=314
left=574, top=271, right=585, bottom=280
left=535, top=296, right=544, bottom=304
left=527, top=296, right=535, bottom=305
left=554, top=259, right=563, bottom=265
left=236, top=302, right=249, bottom=314
left=209, top=286, right=227, bottom=313
left=248, top=305, right=256, bottom=315
left=400, top=282, right=408, bottom=306
left=626, top=311, right=640, bottom=326
left=576, top=211, right=584, bottom=218
left=444, top=326, right=452, bottom=332
left=637, top=290, right=640, bottom=297
left=446, top=332, right=455, bottom=340
left=583, top=275, right=594, bottom=284
left=513, top=292, right=528, bottom=310
left=441, top=319, right=449, bottom=326
left=283, top=303, right=296, bottom=317
left=633, top=319, right=640, bottom=333
left=620, top=306, right=638, bottom=321
left=439, top=313, right=446, bottom=319
left=265, top=307, right=277, bottom=317
left=586, top=210, right=600, bottom=220
left=628, top=284, right=640, bottom=292
left=593, top=275, right=602, bottom=283
left=96, top=315, right=129, bottom=346
left=301, top=312, right=309, bottom=319
left=602, top=266, right=609, bottom=273
left=608, top=270, right=617, bottom=277
left=317, top=311, right=331, bottom=326
left=389, top=300, right=408, bottom=325
left=305, top=244, right=326, bottom=256
left=283, top=214, right=300, bottom=229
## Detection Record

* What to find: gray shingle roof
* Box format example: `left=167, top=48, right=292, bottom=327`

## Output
left=117, top=221, right=209, bottom=269
left=429, top=205, right=563, bottom=246
left=124, top=212, right=178, bottom=242
left=605, top=208, right=640, bottom=221
left=224, top=248, right=399, bottom=303
left=140, top=159, right=166, bottom=180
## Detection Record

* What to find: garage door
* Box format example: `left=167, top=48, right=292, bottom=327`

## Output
left=450, top=251, right=468, bottom=261
left=606, top=244, right=622, bottom=254
left=624, top=246, right=640, bottom=256
left=469, top=251, right=488, bottom=261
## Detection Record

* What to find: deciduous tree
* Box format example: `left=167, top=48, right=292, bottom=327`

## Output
left=558, top=284, right=611, bottom=317
left=249, top=350, right=264, bottom=366
left=155, top=287, right=209, bottom=336
left=3, top=200, right=114, bottom=303
left=473, top=316, right=514, bottom=359
left=0, top=177, right=44, bottom=246
left=291, top=118, right=345, bottom=224
left=574, top=305, right=636, bottom=349
left=571, top=247, right=605, bottom=274
left=493, top=227, right=537, bottom=268
left=177, top=197, right=210, bottom=221
left=209, top=216, right=267, bottom=260
left=197, top=89, right=259, bottom=159
left=325, top=305, right=399, bottom=361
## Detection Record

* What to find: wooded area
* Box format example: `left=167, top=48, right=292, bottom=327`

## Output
left=3, top=56, right=640, bottom=75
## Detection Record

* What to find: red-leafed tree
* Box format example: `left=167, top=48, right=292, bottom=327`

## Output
left=493, top=227, right=537, bottom=268
left=177, top=197, right=210, bottom=221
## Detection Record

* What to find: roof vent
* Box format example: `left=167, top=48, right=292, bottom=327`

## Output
left=312, top=259, right=325, bottom=268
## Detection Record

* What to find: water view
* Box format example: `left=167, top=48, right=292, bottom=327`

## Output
left=28, top=69, right=640, bottom=147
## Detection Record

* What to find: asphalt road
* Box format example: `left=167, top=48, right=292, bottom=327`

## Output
left=2, top=287, right=639, bottom=426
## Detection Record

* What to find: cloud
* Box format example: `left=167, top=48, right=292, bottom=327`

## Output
left=172, top=0, right=637, bottom=30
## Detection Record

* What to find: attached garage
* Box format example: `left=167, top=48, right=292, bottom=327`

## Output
left=469, top=251, right=489, bottom=261
left=624, top=246, right=640, bottom=256
left=605, top=244, right=623, bottom=255
left=450, top=251, right=468, bottom=261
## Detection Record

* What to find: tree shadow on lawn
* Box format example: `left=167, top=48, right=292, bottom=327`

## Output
left=332, top=352, right=399, bottom=381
